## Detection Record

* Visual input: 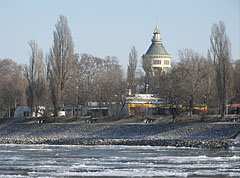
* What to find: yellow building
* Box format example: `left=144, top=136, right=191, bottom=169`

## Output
left=126, top=94, right=159, bottom=116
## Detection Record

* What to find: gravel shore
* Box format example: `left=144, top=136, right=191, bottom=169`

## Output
left=0, top=117, right=240, bottom=149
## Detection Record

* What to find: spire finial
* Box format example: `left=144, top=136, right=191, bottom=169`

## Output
left=152, top=17, right=161, bottom=42
left=154, top=17, right=160, bottom=34
left=156, top=16, right=158, bottom=28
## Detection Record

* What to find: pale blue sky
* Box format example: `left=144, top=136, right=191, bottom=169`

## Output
left=0, top=0, right=239, bottom=70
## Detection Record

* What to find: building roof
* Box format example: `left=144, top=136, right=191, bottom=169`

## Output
left=228, top=104, right=240, bottom=108
left=146, top=42, right=168, bottom=55
left=126, top=94, right=160, bottom=104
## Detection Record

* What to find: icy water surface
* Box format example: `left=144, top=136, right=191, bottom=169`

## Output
left=0, top=144, right=239, bottom=177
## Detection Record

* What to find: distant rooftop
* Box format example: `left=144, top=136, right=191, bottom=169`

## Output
left=126, top=94, right=160, bottom=104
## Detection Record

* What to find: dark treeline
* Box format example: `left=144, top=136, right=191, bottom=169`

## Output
left=0, top=15, right=239, bottom=118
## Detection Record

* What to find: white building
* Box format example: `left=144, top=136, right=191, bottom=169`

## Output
left=15, top=106, right=31, bottom=118
left=142, top=25, right=171, bottom=75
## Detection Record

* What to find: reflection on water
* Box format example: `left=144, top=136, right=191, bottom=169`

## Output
left=0, top=144, right=239, bottom=177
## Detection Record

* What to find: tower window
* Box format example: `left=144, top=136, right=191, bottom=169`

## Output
left=164, top=60, right=169, bottom=65
left=153, top=60, right=161, bottom=64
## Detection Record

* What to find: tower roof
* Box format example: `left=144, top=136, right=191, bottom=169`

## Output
left=146, top=43, right=168, bottom=55
left=145, top=25, right=169, bottom=55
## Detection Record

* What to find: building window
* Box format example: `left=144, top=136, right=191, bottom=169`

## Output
left=164, top=60, right=169, bottom=65
left=153, top=60, right=161, bottom=64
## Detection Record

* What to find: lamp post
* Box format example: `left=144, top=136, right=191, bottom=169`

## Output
left=146, top=84, right=149, bottom=94
left=76, top=86, right=79, bottom=121
left=202, top=94, right=207, bottom=105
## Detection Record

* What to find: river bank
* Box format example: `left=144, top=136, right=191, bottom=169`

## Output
left=0, top=137, right=233, bottom=149
left=0, top=116, right=240, bottom=148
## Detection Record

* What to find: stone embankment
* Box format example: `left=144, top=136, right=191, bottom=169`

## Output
left=0, top=137, right=232, bottom=149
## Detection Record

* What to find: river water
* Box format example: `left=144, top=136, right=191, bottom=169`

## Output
left=0, top=144, right=239, bottom=177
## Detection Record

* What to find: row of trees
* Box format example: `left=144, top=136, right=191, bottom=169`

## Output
left=0, top=16, right=239, bottom=118
left=0, top=15, right=127, bottom=117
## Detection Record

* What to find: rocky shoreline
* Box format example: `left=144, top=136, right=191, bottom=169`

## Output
left=0, top=137, right=234, bottom=149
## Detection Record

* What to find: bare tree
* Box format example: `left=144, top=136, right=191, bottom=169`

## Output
left=47, top=15, right=74, bottom=117
left=127, top=46, right=138, bottom=94
left=80, top=54, right=103, bottom=102
left=142, top=56, right=152, bottom=93
left=135, top=69, right=146, bottom=94
left=93, top=56, right=124, bottom=103
left=177, top=49, right=207, bottom=105
left=151, top=49, right=207, bottom=108
left=0, top=59, right=26, bottom=117
left=210, top=21, right=232, bottom=118
left=163, top=67, right=183, bottom=122
left=25, top=40, right=46, bottom=116
left=147, top=49, right=209, bottom=121
left=205, top=51, right=217, bottom=110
